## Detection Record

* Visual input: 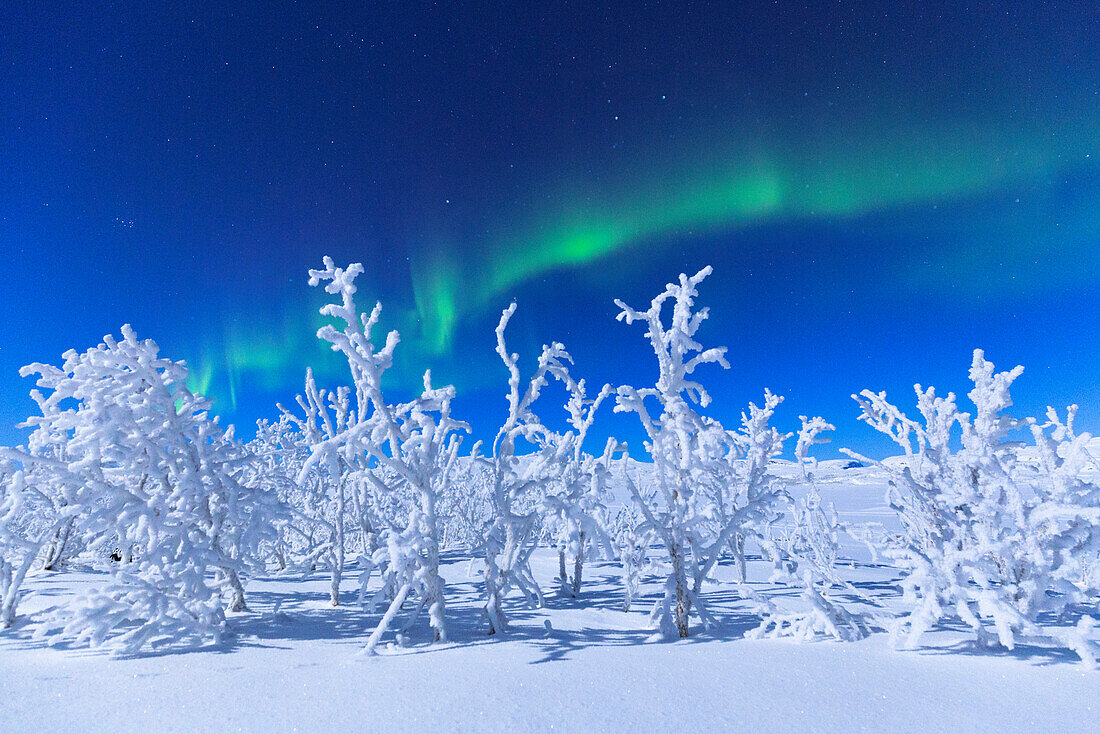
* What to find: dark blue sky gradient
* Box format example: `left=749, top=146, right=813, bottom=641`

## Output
left=2, top=2, right=1098, bottom=457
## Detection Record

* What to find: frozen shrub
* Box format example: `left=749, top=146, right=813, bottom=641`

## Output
left=0, top=461, right=62, bottom=628
left=844, top=350, right=1100, bottom=665
left=614, top=267, right=790, bottom=638
left=481, top=303, right=579, bottom=633
left=541, top=375, right=615, bottom=598
left=271, top=369, right=367, bottom=605
left=749, top=416, right=873, bottom=642
left=610, top=504, right=655, bottom=612
left=301, top=258, right=468, bottom=653
left=3, top=327, right=278, bottom=653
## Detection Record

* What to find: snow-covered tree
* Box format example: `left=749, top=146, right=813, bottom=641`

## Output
left=612, top=267, right=727, bottom=638
left=541, top=374, right=614, bottom=597
left=1, top=326, right=278, bottom=653
left=0, top=460, right=63, bottom=629
left=478, top=301, right=613, bottom=628
left=247, top=417, right=309, bottom=573
left=844, top=350, right=1100, bottom=666
left=270, top=368, right=369, bottom=606
left=610, top=502, right=655, bottom=612
left=749, top=416, right=873, bottom=642
left=300, top=258, right=468, bottom=654
left=613, top=267, right=791, bottom=638
left=481, top=302, right=574, bottom=634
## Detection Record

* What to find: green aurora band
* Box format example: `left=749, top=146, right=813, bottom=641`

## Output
left=406, top=121, right=1092, bottom=354
left=191, top=118, right=1098, bottom=410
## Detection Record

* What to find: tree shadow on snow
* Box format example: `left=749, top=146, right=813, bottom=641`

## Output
left=915, top=636, right=1082, bottom=667
left=362, top=564, right=773, bottom=665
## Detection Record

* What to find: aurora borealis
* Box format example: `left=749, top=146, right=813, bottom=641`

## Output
left=2, top=2, right=1099, bottom=453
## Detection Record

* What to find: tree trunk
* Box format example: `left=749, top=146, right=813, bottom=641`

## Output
left=572, top=531, right=585, bottom=596
left=330, top=543, right=343, bottom=607
left=223, top=568, right=249, bottom=612
left=672, top=543, right=690, bottom=638
left=1, top=553, right=36, bottom=628
left=733, top=533, right=747, bottom=583
left=485, top=536, right=505, bottom=635
left=622, top=554, right=635, bottom=612
left=42, top=519, right=74, bottom=571
left=420, top=488, right=446, bottom=644
left=331, top=481, right=346, bottom=606
left=364, top=583, right=410, bottom=655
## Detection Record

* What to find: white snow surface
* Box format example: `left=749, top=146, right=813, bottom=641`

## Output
left=2, top=460, right=1098, bottom=733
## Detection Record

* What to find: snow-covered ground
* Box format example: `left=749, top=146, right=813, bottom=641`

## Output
left=3, top=462, right=1098, bottom=733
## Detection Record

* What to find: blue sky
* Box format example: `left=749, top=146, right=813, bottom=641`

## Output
left=2, top=1, right=1098, bottom=456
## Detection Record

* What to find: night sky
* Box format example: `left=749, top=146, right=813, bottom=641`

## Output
left=2, top=2, right=1098, bottom=455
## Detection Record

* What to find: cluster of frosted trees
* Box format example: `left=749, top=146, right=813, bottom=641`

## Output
left=1, top=259, right=1098, bottom=665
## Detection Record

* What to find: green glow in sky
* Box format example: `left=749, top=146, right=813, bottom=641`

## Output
left=402, top=119, right=1086, bottom=355
left=191, top=117, right=1096, bottom=412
